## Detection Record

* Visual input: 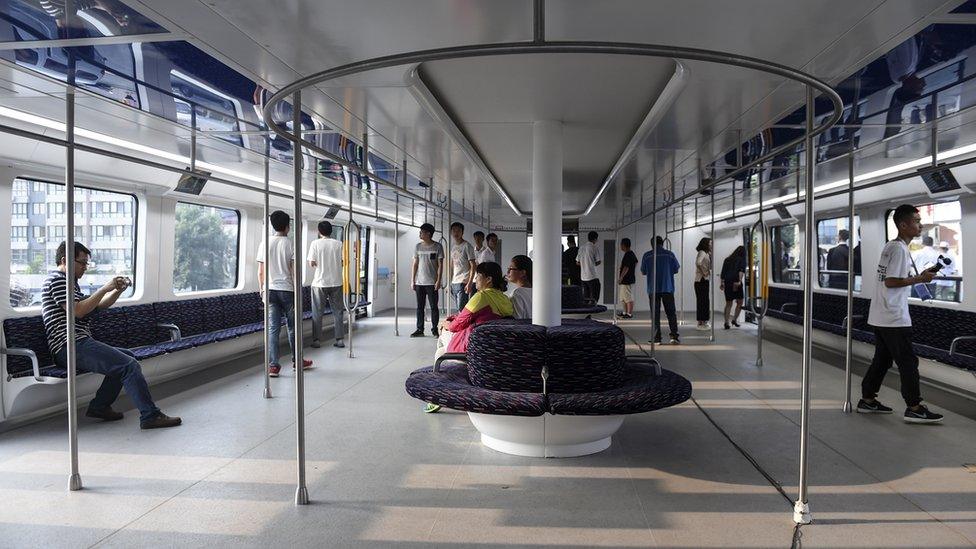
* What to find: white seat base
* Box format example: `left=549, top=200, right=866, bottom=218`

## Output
left=468, top=412, right=625, bottom=458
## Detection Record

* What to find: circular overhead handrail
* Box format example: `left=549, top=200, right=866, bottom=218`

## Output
left=261, top=41, right=845, bottom=215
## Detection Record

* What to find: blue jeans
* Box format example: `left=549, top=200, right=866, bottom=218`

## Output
left=450, top=282, right=469, bottom=311
left=268, top=289, right=296, bottom=365
left=55, top=338, right=160, bottom=422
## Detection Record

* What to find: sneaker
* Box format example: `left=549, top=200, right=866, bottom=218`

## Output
left=904, top=405, right=943, bottom=424
left=140, top=413, right=182, bottom=430
left=293, top=359, right=313, bottom=370
left=334, top=340, right=345, bottom=348
left=268, top=364, right=281, bottom=377
left=310, top=340, right=321, bottom=348
left=669, top=337, right=680, bottom=345
left=856, top=399, right=893, bottom=414
left=410, top=330, right=425, bottom=337
left=424, top=403, right=442, bottom=413
left=85, top=406, right=124, bottom=422
left=695, top=324, right=708, bottom=331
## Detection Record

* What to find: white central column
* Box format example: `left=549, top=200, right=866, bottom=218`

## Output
left=532, top=120, right=563, bottom=327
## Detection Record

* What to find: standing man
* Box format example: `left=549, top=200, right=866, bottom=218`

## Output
left=562, top=235, right=580, bottom=285
left=859, top=204, right=942, bottom=423
left=44, top=242, right=181, bottom=429
left=411, top=222, right=444, bottom=337
left=934, top=240, right=958, bottom=301
left=482, top=233, right=499, bottom=264
left=307, top=220, right=345, bottom=349
left=473, top=231, right=488, bottom=264
left=641, top=236, right=681, bottom=344
left=449, top=222, right=477, bottom=312
left=257, top=210, right=313, bottom=377
left=576, top=231, right=603, bottom=303
left=912, top=235, right=939, bottom=270
left=826, top=229, right=851, bottom=289
left=617, top=238, right=638, bottom=319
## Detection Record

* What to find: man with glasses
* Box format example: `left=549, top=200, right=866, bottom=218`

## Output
left=42, top=242, right=181, bottom=430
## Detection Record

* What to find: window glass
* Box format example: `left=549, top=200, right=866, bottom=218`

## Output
left=885, top=201, right=963, bottom=302
left=817, top=216, right=862, bottom=291
left=770, top=224, right=801, bottom=285
left=173, top=202, right=240, bottom=293
left=9, top=178, right=137, bottom=308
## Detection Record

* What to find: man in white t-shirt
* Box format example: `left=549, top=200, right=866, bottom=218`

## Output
left=307, top=220, right=345, bottom=349
left=859, top=204, right=941, bottom=424
left=256, top=210, right=313, bottom=377
left=576, top=231, right=603, bottom=303
left=448, top=221, right=476, bottom=311
left=411, top=223, right=444, bottom=337
left=473, top=231, right=496, bottom=264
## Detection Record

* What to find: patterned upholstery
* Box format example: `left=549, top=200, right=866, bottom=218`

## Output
left=125, top=304, right=166, bottom=347
left=549, top=365, right=692, bottom=415
left=405, top=319, right=692, bottom=416
left=91, top=307, right=130, bottom=349
left=561, top=285, right=584, bottom=309
left=3, top=316, right=51, bottom=377
left=545, top=322, right=625, bottom=393
left=561, top=305, right=608, bottom=315
left=405, top=364, right=546, bottom=416
left=154, top=300, right=204, bottom=338
left=466, top=321, right=547, bottom=392
left=198, top=297, right=226, bottom=334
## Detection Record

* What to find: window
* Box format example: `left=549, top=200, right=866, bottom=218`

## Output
left=9, top=178, right=138, bottom=309
left=771, top=224, right=801, bottom=285
left=173, top=202, right=240, bottom=293
left=816, top=216, right=862, bottom=291
left=12, top=203, right=27, bottom=216
left=886, top=201, right=963, bottom=302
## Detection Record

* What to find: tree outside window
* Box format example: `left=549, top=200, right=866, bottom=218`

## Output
left=173, top=202, right=240, bottom=293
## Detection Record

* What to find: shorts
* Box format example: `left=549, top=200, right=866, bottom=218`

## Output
left=618, top=284, right=634, bottom=304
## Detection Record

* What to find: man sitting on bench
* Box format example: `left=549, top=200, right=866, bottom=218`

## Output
left=43, top=242, right=182, bottom=430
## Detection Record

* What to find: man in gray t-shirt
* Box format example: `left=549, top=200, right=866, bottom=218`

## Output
left=448, top=221, right=476, bottom=312
left=411, top=223, right=444, bottom=337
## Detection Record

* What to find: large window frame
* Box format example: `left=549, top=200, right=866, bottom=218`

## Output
left=884, top=202, right=963, bottom=303
left=816, top=215, right=862, bottom=292
left=9, top=177, right=140, bottom=309
left=770, top=223, right=801, bottom=285
left=172, top=201, right=242, bottom=295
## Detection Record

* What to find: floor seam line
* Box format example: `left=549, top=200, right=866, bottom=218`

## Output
left=425, top=435, right=475, bottom=542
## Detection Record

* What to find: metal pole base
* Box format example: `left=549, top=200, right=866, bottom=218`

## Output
left=755, top=358, right=763, bottom=368
left=395, top=330, right=400, bottom=337
left=842, top=401, right=852, bottom=414
left=792, top=501, right=812, bottom=524
left=68, top=473, right=82, bottom=491
left=264, top=387, right=273, bottom=399
left=295, top=486, right=309, bottom=505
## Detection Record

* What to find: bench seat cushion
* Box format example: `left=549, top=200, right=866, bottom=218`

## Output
left=548, top=366, right=692, bottom=415
left=405, top=364, right=546, bottom=417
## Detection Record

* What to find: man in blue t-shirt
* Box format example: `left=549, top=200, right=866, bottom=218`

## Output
left=640, top=236, right=681, bottom=344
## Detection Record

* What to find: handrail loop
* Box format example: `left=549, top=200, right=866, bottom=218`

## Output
left=344, top=218, right=363, bottom=358
left=748, top=219, right=769, bottom=319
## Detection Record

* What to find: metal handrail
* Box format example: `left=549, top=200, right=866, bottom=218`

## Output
left=841, top=314, right=863, bottom=330
left=747, top=219, right=769, bottom=319
left=344, top=219, right=363, bottom=357
left=433, top=352, right=466, bottom=373
left=949, top=336, right=976, bottom=359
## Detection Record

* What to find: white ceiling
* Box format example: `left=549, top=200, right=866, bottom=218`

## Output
left=116, top=0, right=964, bottom=226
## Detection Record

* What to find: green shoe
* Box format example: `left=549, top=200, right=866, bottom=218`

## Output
left=423, top=403, right=442, bottom=414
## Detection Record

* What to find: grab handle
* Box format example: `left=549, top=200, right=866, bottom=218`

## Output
left=748, top=219, right=769, bottom=319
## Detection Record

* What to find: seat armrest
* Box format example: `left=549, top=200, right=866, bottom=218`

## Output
left=434, top=353, right=466, bottom=373
left=841, top=314, right=864, bottom=329
left=950, top=336, right=976, bottom=359
left=2, top=347, right=42, bottom=382
left=156, top=323, right=181, bottom=342
left=626, top=355, right=662, bottom=376
left=779, top=303, right=798, bottom=313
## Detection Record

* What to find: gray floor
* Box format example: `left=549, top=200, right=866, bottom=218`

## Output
left=1, top=312, right=975, bottom=548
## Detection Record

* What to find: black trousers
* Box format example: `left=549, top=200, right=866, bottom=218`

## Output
left=694, top=280, right=710, bottom=322
left=415, top=285, right=439, bottom=331
left=582, top=279, right=601, bottom=303
left=652, top=292, right=679, bottom=340
left=862, top=326, right=921, bottom=406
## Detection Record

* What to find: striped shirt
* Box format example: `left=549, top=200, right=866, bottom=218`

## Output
left=41, top=271, right=94, bottom=356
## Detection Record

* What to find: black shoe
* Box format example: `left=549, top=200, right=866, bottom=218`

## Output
left=431, top=328, right=439, bottom=337
left=140, top=413, right=182, bottom=430
left=904, top=405, right=943, bottom=424
left=731, top=321, right=741, bottom=327
left=856, top=399, right=893, bottom=414
left=410, top=330, right=424, bottom=338
left=334, top=340, right=345, bottom=348
left=86, top=406, right=124, bottom=422
left=669, top=336, right=680, bottom=345
left=724, top=323, right=730, bottom=330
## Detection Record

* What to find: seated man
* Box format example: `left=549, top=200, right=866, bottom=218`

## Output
left=43, top=242, right=181, bottom=430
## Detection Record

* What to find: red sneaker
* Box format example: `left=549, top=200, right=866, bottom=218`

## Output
left=293, top=359, right=313, bottom=370
left=268, top=364, right=281, bottom=377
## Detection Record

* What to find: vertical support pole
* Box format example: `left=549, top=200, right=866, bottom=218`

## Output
left=612, top=228, right=619, bottom=325
left=292, top=91, right=309, bottom=506
left=65, top=35, right=82, bottom=492
left=263, top=136, right=272, bottom=399
left=706, top=159, right=715, bottom=343
left=650, top=186, right=658, bottom=355
left=843, top=145, right=855, bottom=413
left=447, top=187, right=455, bottom=315
left=679, top=219, right=685, bottom=327
left=190, top=108, right=197, bottom=173
left=794, top=85, right=816, bottom=525
left=394, top=190, right=400, bottom=337
left=531, top=120, right=562, bottom=328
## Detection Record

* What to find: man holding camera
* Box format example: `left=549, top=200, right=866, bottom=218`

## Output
left=858, top=204, right=942, bottom=424
left=42, top=242, right=181, bottom=430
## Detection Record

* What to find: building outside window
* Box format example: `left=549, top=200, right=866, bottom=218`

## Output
left=12, top=203, right=27, bottom=216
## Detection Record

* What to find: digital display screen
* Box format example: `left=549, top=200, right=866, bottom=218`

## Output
left=175, top=169, right=210, bottom=195
left=918, top=166, right=961, bottom=194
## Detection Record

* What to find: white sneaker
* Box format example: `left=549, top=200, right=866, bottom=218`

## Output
left=696, top=324, right=709, bottom=331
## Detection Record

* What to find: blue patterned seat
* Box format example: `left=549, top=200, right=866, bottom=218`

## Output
left=405, top=319, right=692, bottom=416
